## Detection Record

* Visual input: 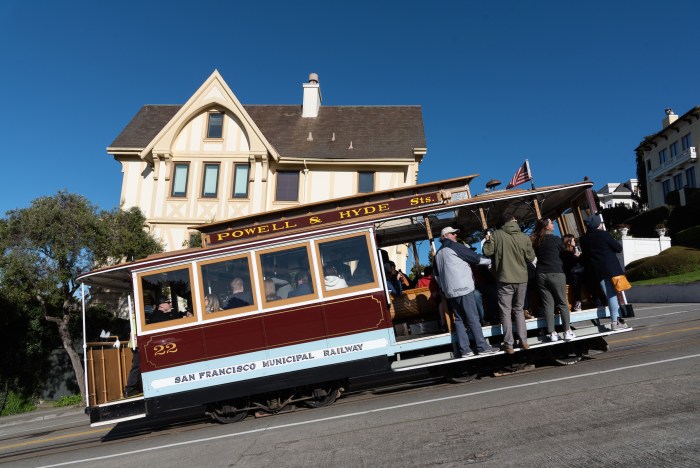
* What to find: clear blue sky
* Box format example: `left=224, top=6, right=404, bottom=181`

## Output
left=1, top=0, right=698, bottom=215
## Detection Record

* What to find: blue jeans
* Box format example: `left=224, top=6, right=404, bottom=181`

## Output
left=473, top=289, right=485, bottom=321
left=600, top=278, right=620, bottom=322
left=447, top=292, right=490, bottom=356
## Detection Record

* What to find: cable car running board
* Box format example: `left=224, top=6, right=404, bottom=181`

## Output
left=391, top=327, right=632, bottom=372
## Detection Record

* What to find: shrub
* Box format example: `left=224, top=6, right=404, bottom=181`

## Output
left=667, top=190, right=700, bottom=236
left=674, top=225, right=700, bottom=249
left=53, top=394, right=83, bottom=407
left=0, top=391, right=36, bottom=416
left=626, top=205, right=670, bottom=238
left=626, top=246, right=700, bottom=281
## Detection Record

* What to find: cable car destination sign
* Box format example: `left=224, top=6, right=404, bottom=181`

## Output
left=207, top=192, right=443, bottom=245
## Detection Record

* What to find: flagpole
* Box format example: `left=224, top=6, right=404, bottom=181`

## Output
left=526, top=159, right=535, bottom=189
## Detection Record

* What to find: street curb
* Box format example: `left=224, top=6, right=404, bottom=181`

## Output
left=627, top=282, right=700, bottom=303
left=0, top=407, right=86, bottom=428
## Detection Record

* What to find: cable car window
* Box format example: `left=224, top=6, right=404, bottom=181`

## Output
left=137, top=265, right=196, bottom=330
left=198, top=254, right=257, bottom=319
left=316, top=233, right=377, bottom=296
left=257, top=243, right=316, bottom=306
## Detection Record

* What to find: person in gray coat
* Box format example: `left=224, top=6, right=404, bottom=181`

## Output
left=434, top=227, right=498, bottom=357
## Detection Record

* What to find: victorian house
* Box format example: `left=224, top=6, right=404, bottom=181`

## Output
left=636, top=107, right=699, bottom=209
left=108, top=71, right=427, bottom=253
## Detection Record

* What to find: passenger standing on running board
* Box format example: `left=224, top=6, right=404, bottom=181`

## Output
left=482, top=212, right=537, bottom=354
left=579, top=214, right=628, bottom=331
left=530, top=218, right=576, bottom=342
left=433, top=227, right=499, bottom=357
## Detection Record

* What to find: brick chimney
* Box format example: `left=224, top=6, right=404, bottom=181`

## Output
left=662, top=108, right=678, bottom=128
left=302, top=73, right=322, bottom=118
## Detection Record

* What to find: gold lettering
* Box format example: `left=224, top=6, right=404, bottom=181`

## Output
left=285, top=221, right=297, bottom=229
left=216, top=232, right=231, bottom=242
left=271, top=222, right=285, bottom=231
left=309, top=216, right=322, bottom=225
left=232, top=230, right=244, bottom=238
left=377, top=203, right=389, bottom=212
left=363, top=206, right=376, bottom=215
left=258, top=225, right=269, bottom=233
left=243, top=227, right=257, bottom=235
left=339, top=210, right=352, bottom=219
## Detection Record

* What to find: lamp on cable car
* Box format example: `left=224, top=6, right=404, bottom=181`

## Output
left=485, top=179, right=501, bottom=192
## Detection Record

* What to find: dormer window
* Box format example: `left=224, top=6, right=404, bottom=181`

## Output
left=207, top=112, right=224, bottom=139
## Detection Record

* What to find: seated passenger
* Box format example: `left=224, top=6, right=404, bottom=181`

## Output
left=225, top=277, right=253, bottom=308
left=149, top=297, right=179, bottom=323
left=416, top=266, right=433, bottom=288
left=324, top=265, right=348, bottom=290
left=384, top=261, right=407, bottom=296
left=276, top=277, right=293, bottom=299
left=288, top=271, right=314, bottom=298
left=264, top=278, right=281, bottom=301
left=205, top=294, right=221, bottom=313
left=348, top=263, right=373, bottom=286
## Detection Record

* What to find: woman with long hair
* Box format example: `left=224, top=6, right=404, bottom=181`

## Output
left=530, top=218, right=576, bottom=341
left=561, top=234, right=584, bottom=311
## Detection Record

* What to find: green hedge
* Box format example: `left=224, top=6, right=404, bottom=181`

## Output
left=673, top=225, right=700, bottom=249
left=626, top=246, right=700, bottom=281
left=626, top=206, right=670, bottom=238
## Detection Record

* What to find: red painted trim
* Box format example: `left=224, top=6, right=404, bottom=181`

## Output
left=139, top=292, right=391, bottom=371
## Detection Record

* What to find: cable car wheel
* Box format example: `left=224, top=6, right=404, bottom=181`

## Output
left=304, top=382, right=342, bottom=408
left=207, top=399, right=249, bottom=424
left=550, top=342, right=584, bottom=366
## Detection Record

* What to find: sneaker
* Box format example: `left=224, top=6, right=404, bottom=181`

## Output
left=610, top=321, right=628, bottom=331
left=478, top=346, right=499, bottom=355
left=564, top=330, right=576, bottom=341
left=549, top=332, right=560, bottom=342
left=573, top=301, right=582, bottom=311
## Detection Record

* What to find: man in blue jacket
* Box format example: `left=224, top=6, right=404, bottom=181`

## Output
left=434, top=227, right=498, bottom=357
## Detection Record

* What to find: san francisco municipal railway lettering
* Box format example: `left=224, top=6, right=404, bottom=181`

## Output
left=174, top=363, right=257, bottom=383
left=324, top=344, right=363, bottom=356
left=154, top=341, right=382, bottom=390
left=209, top=192, right=441, bottom=245
left=263, top=352, right=314, bottom=367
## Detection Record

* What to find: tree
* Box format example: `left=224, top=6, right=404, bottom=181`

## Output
left=0, top=192, right=162, bottom=402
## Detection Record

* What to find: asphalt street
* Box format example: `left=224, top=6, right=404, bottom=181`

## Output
left=1, top=302, right=698, bottom=467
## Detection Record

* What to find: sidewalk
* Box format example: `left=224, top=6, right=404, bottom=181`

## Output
left=626, top=282, right=700, bottom=303
left=0, top=405, right=86, bottom=428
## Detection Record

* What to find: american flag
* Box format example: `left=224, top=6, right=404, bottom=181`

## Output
left=506, top=160, right=532, bottom=189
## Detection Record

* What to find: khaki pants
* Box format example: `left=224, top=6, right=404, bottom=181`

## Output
left=497, top=282, right=528, bottom=347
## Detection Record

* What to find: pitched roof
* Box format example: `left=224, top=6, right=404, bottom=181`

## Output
left=109, top=105, right=181, bottom=149
left=109, top=105, right=426, bottom=160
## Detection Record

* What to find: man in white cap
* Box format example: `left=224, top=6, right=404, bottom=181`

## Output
left=433, top=226, right=498, bottom=357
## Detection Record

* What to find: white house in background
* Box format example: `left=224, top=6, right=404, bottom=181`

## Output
left=107, top=71, right=427, bottom=260
left=636, top=107, right=699, bottom=209
left=597, top=179, right=639, bottom=208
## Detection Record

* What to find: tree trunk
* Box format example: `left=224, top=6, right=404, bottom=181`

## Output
left=46, top=314, right=85, bottom=405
